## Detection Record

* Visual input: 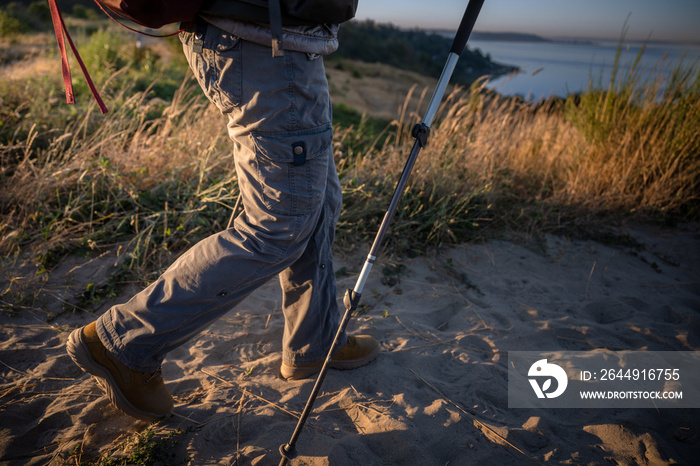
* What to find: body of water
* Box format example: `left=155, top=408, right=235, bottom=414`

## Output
left=467, top=39, right=700, bottom=101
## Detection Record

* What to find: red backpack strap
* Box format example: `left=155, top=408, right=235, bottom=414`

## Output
left=48, top=0, right=109, bottom=114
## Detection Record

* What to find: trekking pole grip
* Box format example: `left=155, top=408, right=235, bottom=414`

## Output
left=450, top=0, right=485, bottom=56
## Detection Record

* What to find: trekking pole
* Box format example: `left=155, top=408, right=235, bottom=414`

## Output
left=278, top=1, right=485, bottom=463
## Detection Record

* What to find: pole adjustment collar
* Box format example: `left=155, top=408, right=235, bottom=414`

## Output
left=411, top=123, right=430, bottom=148
left=343, top=289, right=362, bottom=311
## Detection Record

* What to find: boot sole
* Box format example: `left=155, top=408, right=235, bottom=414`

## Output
left=66, top=327, right=166, bottom=422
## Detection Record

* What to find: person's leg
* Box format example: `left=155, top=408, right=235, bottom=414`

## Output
left=278, top=137, right=344, bottom=366
left=95, top=25, right=338, bottom=373
left=67, top=22, right=379, bottom=420
left=276, top=159, right=380, bottom=380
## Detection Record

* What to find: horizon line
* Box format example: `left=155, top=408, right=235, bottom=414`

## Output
left=349, top=19, right=700, bottom=47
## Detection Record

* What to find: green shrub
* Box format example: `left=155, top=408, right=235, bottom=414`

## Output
left=72, top=4, right=100, bottom=20
left=28, top=2, right=51, bottom=22
left=0, top=8, right=28, bottom=37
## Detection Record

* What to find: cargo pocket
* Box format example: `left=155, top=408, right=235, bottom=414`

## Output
left=182, top=28, right=241, bottom=114
left=251, top=124, right=333, bottom=217
left=210, top=33, right=242, bottom=112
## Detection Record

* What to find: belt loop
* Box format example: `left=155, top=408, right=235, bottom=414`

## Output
left=193, top=20, right=207, bottom=54
left=269, top=0, right=284, bottom=57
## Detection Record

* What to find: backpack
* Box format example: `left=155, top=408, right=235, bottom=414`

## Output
left=92, top=1, right=204, bottom=29
left=96, top=0, right=359, bottom=29
left=48, top=0, right=357, bottom=113
left=200, top=0, right=359, bottom=27
left=96, top=0, right=358, bottom=56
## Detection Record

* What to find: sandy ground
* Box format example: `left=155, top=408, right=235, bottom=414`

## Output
left=1, top=223, right=699, bottom=465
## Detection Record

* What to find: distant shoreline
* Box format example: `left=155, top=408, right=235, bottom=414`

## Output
left=423, top=29, right=700, bottom=47
left=424, top=30, right=592, bottom=44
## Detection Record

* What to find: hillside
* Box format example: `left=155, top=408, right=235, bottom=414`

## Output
left=336, top=21, right=516, bottom=85
left=325, top=59, right=444, bottom=121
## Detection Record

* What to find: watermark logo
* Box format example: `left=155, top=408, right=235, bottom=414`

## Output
left=528, top=359, right=568, bottom=398
left=509, top=351, right=699, bottom=408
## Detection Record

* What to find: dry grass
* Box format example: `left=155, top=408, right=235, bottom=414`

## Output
left=1, top=28, right=698, bottom=309
left=1, top=74, right=231, bottom=282
left=334, top=58, right=699, bottom=252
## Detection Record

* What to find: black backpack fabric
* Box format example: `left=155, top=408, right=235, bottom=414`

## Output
left=201, top=0, right=359, bottom=26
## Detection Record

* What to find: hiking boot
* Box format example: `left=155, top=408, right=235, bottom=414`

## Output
left=66, top=322, right=174, bottom=422
left=279, top=335, right=380, bottom=381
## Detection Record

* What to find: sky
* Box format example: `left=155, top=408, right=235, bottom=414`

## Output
left=354, top=0, right=700, bottom=44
